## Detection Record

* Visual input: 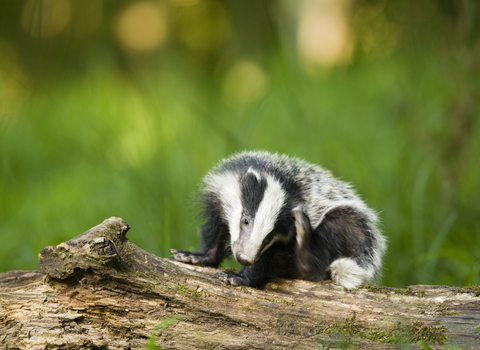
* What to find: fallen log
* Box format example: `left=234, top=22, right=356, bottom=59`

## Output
left=0, top=217, right=479, bottom=349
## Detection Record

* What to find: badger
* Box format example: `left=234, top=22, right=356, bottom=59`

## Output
left=170, top=151, right=386, bottom=289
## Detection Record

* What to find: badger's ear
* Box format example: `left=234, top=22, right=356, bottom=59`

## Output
left=292, top=206, right=313, bottom=274
left=241, top=166, right=261, bottom=183
left=292, top=207, right=311, bottom=247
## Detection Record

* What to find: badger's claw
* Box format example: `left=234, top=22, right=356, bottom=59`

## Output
left=213, top=270, right=247, bottom=286
left=212, top=271, right=230, bottom=284
left=169, top=249, right=203, bottom=265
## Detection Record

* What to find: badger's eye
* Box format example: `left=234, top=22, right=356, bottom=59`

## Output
left=242, top=218, right=250, bottom=226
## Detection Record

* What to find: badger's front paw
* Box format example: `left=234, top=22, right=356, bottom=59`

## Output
left=212, top=270, right=248, bottom=286
left=169, top=249, right=204, bottom=265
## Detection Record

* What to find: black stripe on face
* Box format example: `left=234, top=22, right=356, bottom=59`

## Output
left=258, top=229, right=276, bottom=254
left=240, top=169, right=267, bottom=218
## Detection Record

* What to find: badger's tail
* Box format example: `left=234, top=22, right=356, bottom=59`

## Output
left=328, top=258, right=375, bottom=290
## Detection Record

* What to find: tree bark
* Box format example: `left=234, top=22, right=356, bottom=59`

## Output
left=1, top=217, right=479, bottom=349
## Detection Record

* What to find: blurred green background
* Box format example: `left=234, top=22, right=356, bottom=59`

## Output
left=0, top=0, right=479, bottom=288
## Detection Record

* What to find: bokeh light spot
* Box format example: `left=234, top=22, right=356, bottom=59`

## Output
left=115, top=1, right=168, bottom=53
left=297, top=0, right=353, bottom=70
left=221, top=60, right=268, bottom=108
left=169, top=0, right=201, bottom=7
left=21, top=0, right=71, bottom=38
left=0, top=41, right=29, bottom=123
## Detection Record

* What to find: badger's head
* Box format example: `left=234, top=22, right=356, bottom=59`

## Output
left=206, top=166, right=294, bottom=266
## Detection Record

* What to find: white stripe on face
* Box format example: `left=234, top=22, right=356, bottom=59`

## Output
left=239, top=174, right=286, bottom=262
left=204, top=171, right=243, bottom=242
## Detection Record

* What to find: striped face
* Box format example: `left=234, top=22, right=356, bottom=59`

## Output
left=205, top=167, right=286, bottom=266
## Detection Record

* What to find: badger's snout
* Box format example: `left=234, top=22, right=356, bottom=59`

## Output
left=232, top=239, right=256, bottom=266
left=235, top=253, right=253, bottom=266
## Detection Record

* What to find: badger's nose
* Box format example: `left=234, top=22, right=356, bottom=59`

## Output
left=236, top=254, right=253, bottom=266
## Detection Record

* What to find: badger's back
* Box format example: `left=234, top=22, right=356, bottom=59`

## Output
left=207, top=151, right=375, bottom=227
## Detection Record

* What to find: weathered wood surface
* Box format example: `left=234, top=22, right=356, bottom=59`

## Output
left=1, top=217, right=479, bottom=350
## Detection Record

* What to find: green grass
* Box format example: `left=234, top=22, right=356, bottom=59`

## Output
left=144, top=316, right=184, bottom=350
left=0, top=21, right=479, bottom=289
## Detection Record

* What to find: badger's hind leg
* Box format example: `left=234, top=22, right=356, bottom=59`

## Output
left=320, top=206, right=383, bottom=289
left=294, top=206, right=383, bottom=289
